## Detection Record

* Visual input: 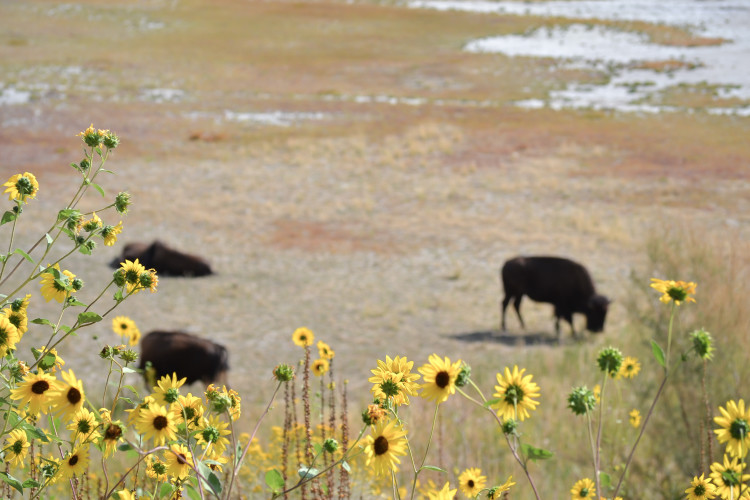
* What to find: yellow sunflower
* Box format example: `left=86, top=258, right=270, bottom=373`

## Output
left=317, top=340, right=335, bottom=360
left=418, top=354, right=462, bottom=404
left=171, top=393, right=205, bottom=427
left=458, top=467, right=486, bottom=498
left=48, top=369, right=85, bottom=422
left=488, top=476, right=516, bottom=499
left=685, top=473, right=717, bottom=500
left=312, top=358, right=330, bottom=377
left=197, top=414, right=232, bottom=455
left=618, top=356, right=641, bottom=379
left=292, top=327, right=314, bottom=347
left=715, top=399, right=750, bottom=458
left=4, top=428, right=30, bottom=468
left=146, top=454, right=169, bottom=481
left=114, top=490, right=136, bottom=500
left=0, top=315, right=20, bottom=358
left=102, top=221, right=123, bottom=246
left=492, top=365, right=541, bottom=422
left=709, top=454, right=750, bottom=500
left=363, top=418, right=408, bottom=477
left=3, top=172, right=39, bottom=202
left=629, top=409, right=641, bottom=428
left=136, top=403, right=178, bottom=446
left=10, top=369, right=57, bottom=415
left=112, top=316, right=137, bottom=339
left=99, top=409, right=125, bottom=458
left=152, top=372, right=187, bottom=406
left=369, top=355, right=421, bottom=407
left=39, top=264, right=76, bottom=303
left=57, top=446, right=89, bottom=479
left=570, top=478, right=596, bottom=499
left=650, top=278, right=697, bottom=305
left=119, top=259, right=146, bottom=293
left=2, top=306, right=27, bottom=339
left=67, top=408, right=101, bottom=444
left=165, top=444, right=194, bottom=480
left=429, top=482, right=457, bottom=500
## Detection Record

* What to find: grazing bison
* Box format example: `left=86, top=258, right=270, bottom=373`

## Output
left=109, top=240, right=213, bottom=277
left=139, top=330, right=229, bottom=387
left=500, top=256, right=610, bottom=340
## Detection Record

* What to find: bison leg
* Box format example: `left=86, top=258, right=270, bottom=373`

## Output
left=500, top=295, right=512, bottom=331
left=512, top=296, right=525, bottom=330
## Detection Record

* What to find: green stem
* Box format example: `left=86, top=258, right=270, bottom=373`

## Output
left=409, top=403, right=440, bottom=500
left=594, top=372, right=608, bottom=498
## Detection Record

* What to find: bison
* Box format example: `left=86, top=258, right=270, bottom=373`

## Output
left=139, top=330, right=229, bottom=387
left=500, top=256, right=610, bottom=340
left=109, top=240, right=213, bottom=277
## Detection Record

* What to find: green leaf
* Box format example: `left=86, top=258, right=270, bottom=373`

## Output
left=57, top=208, right=78, bottom=221
left=0, top=211, right=17, bottom=226
left=0, top=471, right=23, bottom=493
left=12, top=248, right=34, bottom=264
left=45, top=233, right=53, bottom=250
left=95, top=146, right=103, bottom=157
left=185, top=484, right=201, bottom=500
left=121, top=366, right=136, bottom=374
left=77, top=312, right=102, bottom=325
left=340, top=460, right=351, bottom=473
left=159, top=482, right=176, bottom=498
left=600, top=472, right=612, bottom=489
left=265, top=470, right=284, bottom=492
left=420, top=465, right=447, bottom=473
left=78, top=244, right=91, bottom=255
left=122, top=385, right=140, bottom=397
left=100, top=168, right=114, bottom=174
left=31, top=318, right=55, bottom=328
left=651, top=340, right=666, bottom=368
left=22, top=479, right=40, bottom=489
left=521, top=443, right=554, bottom=462
left=114, top=289, right=124, bottom=302
left=313, top=443, right=323, bottom=455
left=117, top=443, right=133, bottom=451
left=206, top=472, right=222, bottom=496
left=298, top=466, right=319, bottom=480
left=483, top=397, right=501, bottom=408
left=90, top=182, right=105, bottom=197
left=67, top=298, right=86, bottom=307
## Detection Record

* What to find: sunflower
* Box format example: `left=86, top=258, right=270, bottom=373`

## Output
left=363, top=418, right=408, bottom=477
left=165, top=444, right=193, bottom=480
left=39, top=264, right=76, bottom=303
left=4, top=428, right=30, bottom=468
left=99, top=409, right=125, bottom=458
left=492, top=365, right=541, bottom=422
left=629, top=409, right=641, bottom=428
left=146, top=454, right=168, bottom=481
left=67, top=408, right=101, bottom=444
left=458, top=467, right=486, bottom=498
left=152, top=372, right=187, bottom=406
left=429, top=482, right=457, bottom=500
left=57, top=446, right=89, bottom=479
left=48, top=369, right=85, bottom=422
left=3, top=172, right=39, bottom=202
left=114, top=490, right=136, bottom=500
left=618, top=357, right=641, bottom=379
left=709, top=454, right=750, bottom=499
left=119, top=259, right=146, bottom=293
left=488, top=476, right=516, bottom=499
left=317, top=340, right=335, bottom=360
left=292, top=327, right=314, bottom=347
left=112, top=316, right=137, bottom=339
left=650, top=278, right=697, bottom=305
left=715, top=399, right=750, bottom=458
left=570, top=478, right=596, bottom=499
left=197, top=414, right=231, bottom=455
left=0, top=315, right=20, bottom=358
left=10, top=369, right=57, bottom=415
left=136, top=403, right=178, bottom=446
left=312, top=358, right=330, bottom=377
left=2, top=306, right=27, bottom=339
left=418, top=354, right=462, bottom=404
left=369, top=355, right=421, bottom=407
left=171, top=393, right=205, bottom=427
left=102, top=221, right=123, bottom=246
left=685, top=474, right=717, bottom=500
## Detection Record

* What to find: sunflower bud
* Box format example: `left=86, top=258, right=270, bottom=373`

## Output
left=455, top=362, right=471, bottom=387
left=597, top=346, right=624, bottom=376
left=79, top=158, right=90, bottom=172
left=690, top=329, right=714, bottom=360
left=113, top=269, right=126, bottom=287
left=71, top=278, right=84, bottom=291
left=273, top=364, right=295, bottom=382
left=114, top=192, right=131, bottom=215
left=567, top=386, right=596, bottom=415
left=501, top=418, right=518, bottom=436
left=323, top=438, right=339, bottom=453
left=119, top=349, right=138, bottom=363
left=103, top=131, right=120, bottom=149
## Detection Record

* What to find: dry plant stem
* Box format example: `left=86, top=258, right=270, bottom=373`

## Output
left=409, top=403, right=440, bottom=500
left=0, top=205, right=20, bottom=282
left=226, top=381, right=282, bottom=498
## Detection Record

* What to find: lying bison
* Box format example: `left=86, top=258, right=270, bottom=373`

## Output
left=500, top=256, right=610, bottom=340
left=139, top=330, right=229, bottom=387
left=109, top=240, right=213, bottom=277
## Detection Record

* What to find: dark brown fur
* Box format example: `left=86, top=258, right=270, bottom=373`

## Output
left=110, top=240, right=213, bottom=277
left=139, top=330, right=229, bottom=387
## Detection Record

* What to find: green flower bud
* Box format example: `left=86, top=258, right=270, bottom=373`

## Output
left=567, top=386, right=596, bottom=415
left=501, top=418, right=518, bottom=436
left=99, top=346, right=117, bottom=360
left=455, top=362, right=471, bottom=387
left=119, top=349, right=138, bottom=363
left=71, top=278, right=84, bottom=291
left=597, top=346, right=624, bottom=376
left=114, top=192, right=131, bottom=215
left=85, top=240, right=96, bottom=252
left=113, top=269, right=126, bottom=287
left=103, top=131, right=120, bottom=149
left=138, top=271, right=155, bottom=289
left=15, top=176, right=34, bottom=197
left=79, top=158, right=90, bottom=172
left=273, top=364, right=295, bottom=382
left=323, top=438, right=339, bottom=453
left=201, top=426, right=221, bottom=444
left=690, top=329, right=714, bottom=360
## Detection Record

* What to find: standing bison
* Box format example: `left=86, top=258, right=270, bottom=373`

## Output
left=109, top=240, right=213, bottom=277
left=500, top=256, right=610, bottom=340
left=139, top=330, right=229, bottom=387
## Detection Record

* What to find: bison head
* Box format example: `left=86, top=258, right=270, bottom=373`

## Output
left=585, top=294, right=611, bottom=333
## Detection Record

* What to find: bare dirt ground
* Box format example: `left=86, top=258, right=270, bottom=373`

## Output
left=2, top=0, right=750, bottom=494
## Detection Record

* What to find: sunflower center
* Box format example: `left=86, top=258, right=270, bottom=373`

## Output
left=580, top=487, right=589, bottom=497
left=467, top=479, right=475, bottom=488
left=66, top=387, right=82, bottom=405
left=120, top=323, right=128, bottom=330
left=177, top=452, right=187, bottom=465
left=11, top=441, right=23, bottom=454
left=373, top=435, right=389, bottom=456
left=299, top=335, right=307, bottom=342
left=153, top=415, right=168, bottom=430
left=124, top=269, right=139, bottom=283
left=504, top=384, right=524, bottom=405
left=668, top=286, right=688, bottom=302
left=435, top=371, right=450, bottom=389
left=183, top=407, right=196, bottom=420
left=379, top=379, right=400, bottom=398
left=105, top=424, right=122, bottom=440
left=31, top=380, right=50, bottom=394
left=730, top=418, right=749, bottom=440
left=77, top=420, right=92, bottom=433
left=164, top=388, right=180, bottom=404
left=694, top=484, right=706, bottom=495
left=69, top=454, right=79, bottom=466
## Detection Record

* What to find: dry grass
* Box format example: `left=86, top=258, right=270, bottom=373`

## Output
left=2, top=0, right=750, bottom=497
